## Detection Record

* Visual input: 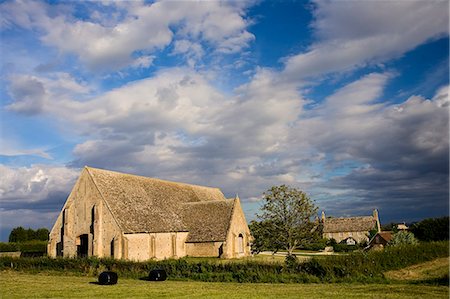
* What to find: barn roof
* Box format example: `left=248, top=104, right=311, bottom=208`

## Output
left=182, top=200, right=235, bottom=243
left=323, top=216, right=376, bottom=233
left=85, top=166, right=230, bottom=238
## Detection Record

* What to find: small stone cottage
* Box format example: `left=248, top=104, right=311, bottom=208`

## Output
left=48, top=167, right=251, bottom=261
left=368, top=231, right=393, bottom=249
left=321, top=209, right=381, bottom=244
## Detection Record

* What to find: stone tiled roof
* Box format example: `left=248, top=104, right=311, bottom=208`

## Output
left=377, top=231, right=393, bottom=242
left=323, top=216, right=376, bottom=233
left=182, top=199, right=235, bottom=243
left=85, top=166, right=228, bottom=237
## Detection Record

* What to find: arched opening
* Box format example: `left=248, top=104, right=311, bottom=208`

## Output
left=58, top=209, right=67, bottom=257
left=218, top=244, right=224, bottom=258
left=110, top=238, right=115, bottom=257
left=77, top=234, right=89, bottom=257
left=238, top=234, right=244, bottom=254
left=90, top=206, right=95, bottom=235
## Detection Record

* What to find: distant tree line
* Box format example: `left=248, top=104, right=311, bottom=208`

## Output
left=410, top=217, right=449, bottom=242
left=8, top=227, right=49, bottom=243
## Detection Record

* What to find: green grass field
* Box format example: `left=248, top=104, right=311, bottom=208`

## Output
left=385, top=257, right=449, bottom=283
left=0, top=271, right=448, bottom=299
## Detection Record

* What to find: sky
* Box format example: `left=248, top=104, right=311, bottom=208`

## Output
left=0, top=0, right=449, bottom=241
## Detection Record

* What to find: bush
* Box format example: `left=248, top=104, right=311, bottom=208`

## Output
left=0, top=241, right=447, bottom=283
left=0, top=241, right=47, bottom=254
left=410, top=217, right=449, bottom=241
left=300, top=238, right=328, bottom=251
left=284, top=254, right=298, bottom=271
left=332, top=243, right=358, bottom=252
left=390, top=231, right=418, bottom=246
left=0, top=243, right=19, bottom=252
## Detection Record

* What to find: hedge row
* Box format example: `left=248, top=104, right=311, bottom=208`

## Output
left=0, top=241, right=47, bottom=253
left=0, top=241, right=447, bottom=283
left=288, top=241, right=449, bottom=282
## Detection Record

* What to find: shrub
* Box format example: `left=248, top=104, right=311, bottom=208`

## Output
left=0, top=241, right=447, bottom=283
left=300, top=238, right=328, bottom=251
left=284, top=254, right=298, bottom=271
left=0, top=241, right=47, bottom=254
left=0, top=243, right=19, bottom=252
left=333, top=243, right=358, bottom=252
left=390, top=231, right=418, bottom=246
left=410, top=217, right=449, bottom=241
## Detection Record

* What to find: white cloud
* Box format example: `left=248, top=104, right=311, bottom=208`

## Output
left=0, top=209, right=59, bottom=232
left=282, top=0, right=448, bottom=80
left=6, top=75, right=47, bottom=115
left=0, top=164, right=79, bottom=203
left=0, top=0, right=254, bottom=72
left=0, top=147, right=52, bottom=160
left=131, top=55, right=155, bottom=69
left=5, top=66, right=301, bottom=199
left=6, top=73, right=91, bottom=115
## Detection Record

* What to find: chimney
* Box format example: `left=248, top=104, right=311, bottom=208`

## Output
left=321, top=211, right=326, bottom=222
left=373, top=209, right=381, bottom=232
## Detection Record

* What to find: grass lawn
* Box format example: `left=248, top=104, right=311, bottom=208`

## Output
left=385, top=257, right=449, bottom=283
left=1, top=271, right=448, bottom=299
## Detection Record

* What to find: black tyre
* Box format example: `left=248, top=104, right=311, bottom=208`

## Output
left=98, top=271, right=118, bottom=285
left=148, top=269, right=167, bottom=281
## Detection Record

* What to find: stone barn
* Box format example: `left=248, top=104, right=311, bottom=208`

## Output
left=48, top=167, right=251, bottom=261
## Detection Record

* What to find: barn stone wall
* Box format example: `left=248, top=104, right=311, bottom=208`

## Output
left=48, top=169, right=122, bottom=258
left=186, top=242, right=223, bottom=257
left=124, top=232, right=189, bottom=261
left=223, top=199, right=251, bottom=258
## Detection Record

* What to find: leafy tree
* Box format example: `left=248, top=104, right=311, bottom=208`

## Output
left=410, top=217, right=449, bottom=241
left=390, top=231, right=418, bottom=246
left=8, top=227, right=50, bottom=242
left=368, top=226, right=380, bottom=240
left=35, top=228, right=50, bottom=241
left=255, top=185, right=318, bottom=256
left=9, top=227, right=28, bottom=242
left=26, top=228, right=36, bottom=241
left=248, top=220, right=281, bottom=254
left=381, top=222, right=399, bottom=233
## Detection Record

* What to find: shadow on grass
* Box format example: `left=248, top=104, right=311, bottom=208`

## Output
left=139, top=276, right=167, bottom=282
left=409, top=275, right=449, bottom=286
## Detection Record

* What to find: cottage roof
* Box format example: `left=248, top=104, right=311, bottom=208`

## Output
left=376, top=231, right=393, bottom=242
left=85, top=166, right=228, bottom=236
left=323, top=216, right=376, bottom=233
left=368, top=231, right=393, bottom=246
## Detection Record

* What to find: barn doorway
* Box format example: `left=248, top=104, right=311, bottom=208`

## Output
left=77, top=234, right=89, bottom=257
left=56, top=242, right=63, bottom=257
left=218, top=244, right=223, bottom=258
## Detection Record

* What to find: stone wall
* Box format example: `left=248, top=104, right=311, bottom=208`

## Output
left=124, top=232, right=189, bottom=261
left=48, top=169, right=122, bottom=258
left=186, top=242, right=222, bottom=257
left=324, top=231, right=369, bottom=244
left=223, top=198, right=251, bottom=258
